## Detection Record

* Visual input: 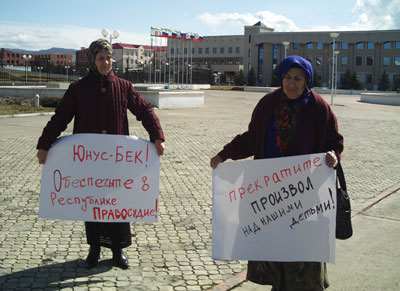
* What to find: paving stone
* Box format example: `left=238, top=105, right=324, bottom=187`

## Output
left=0, top=91, right=399, bottom=290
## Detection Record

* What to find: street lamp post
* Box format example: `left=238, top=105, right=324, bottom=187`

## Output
left=65, top=65, right=70, bottom=83
left=329, top=32, right=340, bottom=105
left=282, top=41, right=290, bottom=58
left=334, top=50, right=340, bottom=97
left=188, top=64, right=192, bottom=84
left=38, top=66, right=43, bottom=83
left=164, top=62, right=169, bottom=84
left=23, top=54, right=32, bottom=84
left=101, top=29, right=120, bottom=44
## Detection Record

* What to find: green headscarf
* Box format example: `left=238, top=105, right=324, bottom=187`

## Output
left=87, top=39, right=113, bottom=78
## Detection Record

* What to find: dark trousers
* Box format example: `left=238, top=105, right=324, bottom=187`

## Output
left=85, top=222, right=132, bottom=249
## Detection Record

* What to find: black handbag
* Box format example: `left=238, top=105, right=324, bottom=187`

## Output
left=335, top=163, right=353, bottom=239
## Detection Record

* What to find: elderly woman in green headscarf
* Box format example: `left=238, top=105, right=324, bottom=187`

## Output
left=36, top=39, right=165, bottom=269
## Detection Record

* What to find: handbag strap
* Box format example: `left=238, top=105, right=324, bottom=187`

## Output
left=336, top=163, right=347, bottom=192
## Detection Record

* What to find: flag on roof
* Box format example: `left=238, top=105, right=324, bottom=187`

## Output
left=151, top=27, right=162, bottom=37
left=161, top=29, right=170, bottom=38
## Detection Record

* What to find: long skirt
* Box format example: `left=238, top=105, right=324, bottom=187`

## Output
left=247, top=261, right=329, bottom=291
left=85, top=222, right=132, bottom=249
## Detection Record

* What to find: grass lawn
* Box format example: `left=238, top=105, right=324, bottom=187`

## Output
left=0, top=105, right=54, bottom=115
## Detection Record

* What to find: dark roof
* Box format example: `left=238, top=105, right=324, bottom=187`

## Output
left=253, top=21, right=266, bottom=27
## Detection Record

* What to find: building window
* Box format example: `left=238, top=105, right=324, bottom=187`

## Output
left=316, top=42, right=323, bottom=50
left=366, top=56, right=373, bottom=66
left=192, top=48, right=195, bottom=54
left=395, top=56, right=400, bottom=66
left=292, top=43, right=299, bottom=50
left=248, top=48, right=251, bottom=57
left=198, top=48, right=202, bottom=54
left=356, top=42, right=363, bottom=50
left=236, top=47, right=240, bottom=53
left=396, top=42, right=400, bottom=49
left=316, top=56, right=323, bottom=65
left=306, top=42, right=313, bottom=50
left=213, top=47, right=217, bottom=54
left=248, top=35, right=252, bottom=43
left=366, top=74, right=373, bottom=84
left=341, top=56, right=348, bottom=65
left=273, top=44, right=278, bottom=66
left=220, top=47, right=224, bottom=54
left=306, top=56, right=313, bottom=63
left=355, top=56, right=362, bottom=66
left=393, top=74, right=399, bottom=85
left=228, top=47, right=233, bottom=53
left=383, top=42, right=391, bottom=50
left=258, top=44, right=264, bottom=84
left=383, top=56, right=390, bottom=66
left=205, top=48, right=209, bottom=54
left=367, top=42, right=374, bottom=50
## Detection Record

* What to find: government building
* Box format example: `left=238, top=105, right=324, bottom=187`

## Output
left=189, top=22, right=400, bottom=89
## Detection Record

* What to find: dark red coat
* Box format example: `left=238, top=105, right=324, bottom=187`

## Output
left=37, top=71, right=164, bottom=150
left=218, top=88, right=343, bottom=161
left=217, top=88, right=343, bottom=288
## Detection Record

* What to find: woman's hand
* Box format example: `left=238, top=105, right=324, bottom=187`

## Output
left=210, top=155, right=223, bottom=169
left=37, top=149, right=48, bottom=164
left=325, top=150, right=338, bottom=168
left=155, top=139, right=165, bottom=156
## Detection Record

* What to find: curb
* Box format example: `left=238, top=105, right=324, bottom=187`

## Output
left=0, top=112, right=54, bottom=119
left=212, top=183, right=400, bottom=291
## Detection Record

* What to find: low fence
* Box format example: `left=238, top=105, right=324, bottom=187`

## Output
left=0, top=65, right=212, bottom=85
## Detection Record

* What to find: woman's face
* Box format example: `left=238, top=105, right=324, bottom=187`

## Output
left=95, top=51, right=113, bottom=76
left=282, top=67, right=307, bottom=100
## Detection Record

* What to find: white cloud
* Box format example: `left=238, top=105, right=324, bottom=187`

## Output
left=196, top=11, right=300, bottom=33
left=0, top=22, right=150, bottom=51
left=352, top=0, right=400, bottom=29
left=255, top=11, right=299, bottom=32
left=196, top=2, right=400, bottom=33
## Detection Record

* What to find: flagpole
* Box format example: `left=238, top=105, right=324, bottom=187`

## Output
left=154, top=36, right=157, bottom=84
left=186, top=37, right=189, bottom=84
left=149, top=35, right=152, bottom=84
left=173, top=38, right=175, bottom=84
left=177, top=37, right=180, bottom=85
left=181, top=37, right=184, bottom=85
left=190, top=40, right=193, bottom=84
left=158, top=38, right=163, bottom=84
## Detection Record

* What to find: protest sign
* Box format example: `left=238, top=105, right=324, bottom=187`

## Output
left=39, top=133, right=159, bottom=222
left=212, top=153, right=336, bottom=263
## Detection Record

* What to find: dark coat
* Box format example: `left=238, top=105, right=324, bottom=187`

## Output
left=37, top=70, right=164, bottom=150
left=217, top=88, right=343, bottom=290
left=218, top=88, right=343, bottom=161
left=37, top=71, right=165, bottom=249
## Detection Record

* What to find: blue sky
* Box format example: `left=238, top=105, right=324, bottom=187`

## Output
left=1, top=0, right=399, bottom=50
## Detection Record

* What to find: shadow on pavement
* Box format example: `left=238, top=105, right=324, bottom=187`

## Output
left=0, top=259, right=113, bottom=290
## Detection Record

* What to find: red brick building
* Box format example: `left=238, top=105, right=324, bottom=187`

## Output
left=0, top=48, right=72, bottom=68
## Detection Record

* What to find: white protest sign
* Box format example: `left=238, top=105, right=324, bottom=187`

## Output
left=39, top=133, right=159, bottom=222
left=212, top=153, right=336, bottom=263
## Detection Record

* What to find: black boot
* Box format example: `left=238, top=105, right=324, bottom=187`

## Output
left=86, top=245, right=100, bottom=268
left=112, top=248, right=129, bottom=269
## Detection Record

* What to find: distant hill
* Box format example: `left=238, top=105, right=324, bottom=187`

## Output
left=5, top=47, right=76, bottom=55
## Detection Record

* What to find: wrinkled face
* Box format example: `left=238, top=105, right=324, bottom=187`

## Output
left=282, top=67, right=307, bottom=100
left=95, top=51, right=113, bottom=76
